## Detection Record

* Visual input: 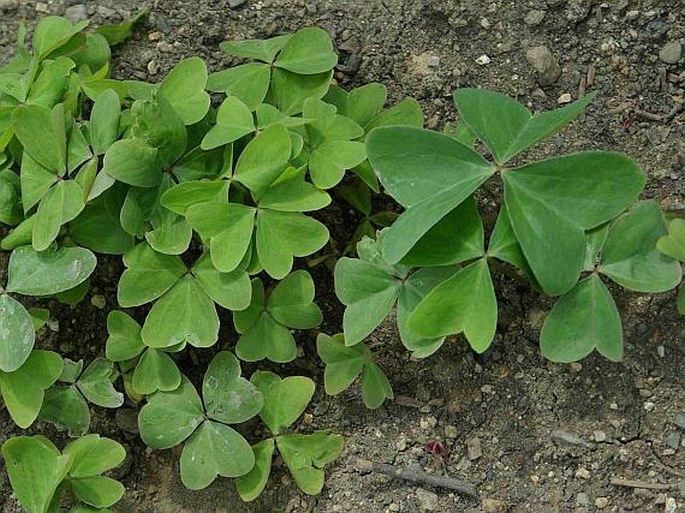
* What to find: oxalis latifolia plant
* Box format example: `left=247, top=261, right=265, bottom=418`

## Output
left=0, top=12, right=681, bottom=513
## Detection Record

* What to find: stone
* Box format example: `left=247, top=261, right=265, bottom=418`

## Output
left=524, top=10, right=546, bottom=26
left=595, top=497, right=609, bottom=509
left=476, top=54, right=491, bottom=65
left=558, top=93, right=572, bottom=104
left=90, top=294, right=106, bottom=310
left=525, top=46, right=562, bottom=86
left=665, top=498, right=678, bottom=513
left=575, top=467, right=591, bottom=479
left=415, top=488, right=439, bottom=511
left=147, top=60, right=159, bottom=75
left=675, top=412, right=685, bottom=430
left=644, top=401, right=656, bottom=412
left=593, top=431, right=607, bottom=443
left=64, top=4, right=88, bottom=22
left=228, top=0, right=248, bottom=6
left=96, top=6, right=116, bottom=18
left=0, top=0, right=19, bottom=12
left=467, top=437, right=482, bottom=460
left=444, top=425, right=458, bottom=438
left=576, top=493, right=590, bottom=506
left=659, top=42, right=683, bottom=64
left=551, top=429, right=593, bottom=448
left=482, top=499, right=507, bottom=512
left=427, top=55, right=441, bottom=68
left=665, top=432, right=680, bottom=450
left=35, top=2, right=50, bottom=13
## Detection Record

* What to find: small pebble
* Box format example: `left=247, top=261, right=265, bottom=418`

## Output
left=665, top=432, right=680, bottom=450
left=47, top=318, right=60, bottom=332
left=427, top=55, right=440, bottom=68
left=524, top=9, right=546, bottom=25
left=575, top=467, right=591, bottom=479
left=593, top=431, right=607, bottom=443
left=675, top=413, right=685, bottom=431
left=147, top=60, right=159, bottom=75
left=644, top=401, right=656, bottom=412
left=476, top=54, right=491, bottom=65
left=657, top=345, right=665, bottom=357
left=64, top=4, right=88, bottom=22
left=551, top=429, right=593, bottom=448
left=467, top=437, right=483, bottom=460
left=595, top=497, right=609, bottom=509
left=557, top=93, right=572, bottom=104
left=659, top=42, right=683, bottom=64
left=415, top=488, right=439, bottom=511
left=90, top=295, right=106, bottom=310
left=444, top=425, right=458, bottom=438
left=570, top=362, right=583, bottom=373
left=665, top=498, right=678, bottom=513
left=526, top=46, right=562, bottom=86
left=35, top=2, right=49, bottom=13
left=576, top=493, right=590, bottom=506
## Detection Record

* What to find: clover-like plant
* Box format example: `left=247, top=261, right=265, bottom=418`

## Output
left=235, top=372, right=343, bottom=500
left=1, top=434, right=127, bottom=513
left=138, top=351, right=263, bottom=490
left=233, top=270, right=322, bottom=362
left=657, top=218, right=685, bottom=314
left=316, top=333, right=393, bottom=409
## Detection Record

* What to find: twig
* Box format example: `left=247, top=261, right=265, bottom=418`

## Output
left=634, top=109, right=663, bottom=122
left=609, top=478, right=678, bottom=491
left=353, top=458, right=478, bottom=498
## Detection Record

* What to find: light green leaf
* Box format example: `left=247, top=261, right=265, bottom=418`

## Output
left=657, top=218, right=685, bottom=262
left=191, top=252, right=252, bottom=311
left=235, top=311, right=297, bottom=363
left=140, top=275, right=219, bottom=349
left=251, top=371, right=315, bottom=435
left=160, top=181, right=228, bottom=215
left=27, top=57, right=75, bottom=108
left=366, top=126, right=494, bottom=264
left=70, top=194, right=135, bottom=255
left=20, top=155, right=57, bottom=214
left=64, top=434, right=126, bottom=478
left=33, top=16, right=87, bottom=58
left=202, top=351, right=263, bottom=424
left=503, top=152, right=645, bottom=295
left=454, top=88, right=596, bottom=163
left=361, top=362, right=393, bottom=409
left=33, top=180, right=85, bottom=251
left=95, top=9, right=148, bottom=46
left=0, top=294, right=35, bottom=372
left=541, top=275, right=622, bottom=362
left=334, top=257, right=400, bottom=346
left=316, top=333, right=364, bottom=395
left=7, top=245, right=96, bottom=296
left=77, top=358, right=123, bottom=408
left=220, top=34, right=293, bottom=63
left=270, top=69, right=333, bottom=115
left=89, top=89, right=121, bottom=155
left=410, top=259, right=497, bottom=353
left=276, top=432, right=344, bottom=495
left=39, top=386, right=91, bottom=436
left=180, top=421, right=255, bottom=490
left=487, top=207, right=531, bottom=273
left=363, top=98, right=424, bottom=133
left=132, top=348, right=181, bottom=395
left=234, top=124, right=291, bottom=199
left=70, top=476, right=124, bottom=509
left=159, top=57, right=210, bottom=125
left=274, top=27, right=337, bottom=74
left=0, top=350, right=63, bottom=428
left=258, top=177, right=331, bottom=212
left=309, top=140, right=366, bottom=189
left=1, top=436, right=72, bottom=513
left=326, top=83, right=387, bottom=126
left=13, top=104, right=66, bottom=174
left=235, top=439, right=275, bottom=502
left=186, top=202, right=256, bottom=273
left=201, top=96, right=254, bottom=150
left=0, top=169, right=23, bottom=225
left=207, top=63, right=271, bottom=111
left=256, top=209, right=329, bottom=279
left=138, top=375, right=204, bottom=449
left=268, top=270, right=322, bottom=328
left=117, top=243, right=186, bottom=307
left=67, top=122, right=92, bottom=174
left=600, top=201, right=682, bottom=292
left=103, top=138, right=160, bottom=188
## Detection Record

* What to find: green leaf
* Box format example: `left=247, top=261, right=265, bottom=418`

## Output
left=410, top=259, right=497, bottom=353
left=202, top=351, right=263, bottom=424
left=235, top=439, right=275, bottom=502
left=141, top=275, right=219, bottom=349
left=64, top=434, right=126, bottom=478
left=363, top=98, right=424, bottom=133
left=95, top=9, right=148, bottom=46
left=234, top=124, right=291, bottom=199
left=207, top=63, right=271, bottom=111
left=33, top=16, right=88, bottom=58
left=39, top=386, right=91, bottom=436
left=258, top=176, right=331, bottom=212
left=268, top=270, right=322, bottom=328
left=220, top=34, right=292, bottom=63
left=186, top=202, right=256, bottom=273
left=270, top=69, right=333, bottom=115
left=0, top=294, right=35, bottom=372
left=117, top=243, right=186, bottom=307
left=54, top=279, right=90, bottom=306
left=67, top=122, right=93, bottom=174
left=0, top=169, right=22, bottom=225
left=138, top=375, right=204, bottom=449
left=235, top=310, right=297, bottom=363
left=657, top=218, right=685, bottom=262
left=29, top=307, right=50, bottom=330
left=541, top=275, right=622, bottom=362
left=274, top=27, right=337, bottom=74
left=33, top=180, right=85, bottom=251
left=488, top=207, right=531, bottom=273
left=160, top=180, right=228, bottom=215
left=191, top=252, right=252, bottom=311
left=7, top=245, right=97, bottom=296
left=334, top=257, right=400, bottom=346
left=400, top=196, right=484, bottom=266
left=276, top=432, right=344, bottom=495
left=77, top=358, right=123, bottom=408
left=132, top=348, right=181, bottom=395
left=1, top=436, right=72, bottom=513
left=89, top=89, right=121, bottom=155
left=180, top=420, right=255, bottom=490
left=70, top=194, right=135, bottom=255
left=251, top=371, right=315, bottom=435
left=0, top=350, right=63, bottom=428
left=600, top=201, right=682, bottom=292
left=366, top=126, right=494, bottom=264
left=361, top=362, right=393, bottom=409
left=20, top=155, right=57, bottom=213
left=27, top=57, right=75, bottom=108
left=131, top=95, right=187, bottom=167
left=103, top=138, right=160, bottom=188
left=159, top=57, right=210, bottom=125
left=326, top=83, right=388, bottom=126
left=453, top=88, right=596, bottom=163
left=59, top=358, right=84, bottom=383
left=316, top=333, right=364, bottom=395
left=70, top=476, right=124, bottom=509
left=201, top=96, right=254, bottom=150
left=503, top=152, right=646, bottom=295
left=13, top=104, right=66, bottom=174
left=309, top=140, right=366, bottom=189
left=256, top=209, right=329, bottom=279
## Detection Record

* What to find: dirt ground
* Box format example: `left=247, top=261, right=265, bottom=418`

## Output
left=1, top=0, right=684, bottom=512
